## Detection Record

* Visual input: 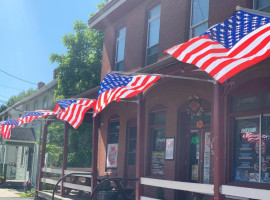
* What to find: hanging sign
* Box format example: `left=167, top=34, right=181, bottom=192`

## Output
left=106, top=143, right=118, bottom=168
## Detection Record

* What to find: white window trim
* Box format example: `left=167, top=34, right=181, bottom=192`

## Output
left=115, top=26, right=126, bottom=71
left=145, top=4, right=161, bottom=66
left=190, top=0, right=209, bottom=38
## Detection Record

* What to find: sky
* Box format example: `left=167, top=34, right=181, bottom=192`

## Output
left=0, top=0, right=103, bottom=105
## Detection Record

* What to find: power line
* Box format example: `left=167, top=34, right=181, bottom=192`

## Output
left=0, top=68, right=37, bottom=85
left=0, top=84, right=24, bottom=92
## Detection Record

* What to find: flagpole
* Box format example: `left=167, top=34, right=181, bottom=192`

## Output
left=111, top=71, right=215, bottom=83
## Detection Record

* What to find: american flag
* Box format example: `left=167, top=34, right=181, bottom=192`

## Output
left=242, top=132, right=270, bottom=142
left=94, top=73, right=161, bottom=116
left=165, top=10, right=270, bottom=83
left=54, top=99, right=96, bottom=129
left=0, top=119, right=20, bottom=139
left=19, top=110, right=57, bottom=125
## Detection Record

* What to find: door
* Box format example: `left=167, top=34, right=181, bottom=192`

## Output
left=125, top=121, right=137, bottom=188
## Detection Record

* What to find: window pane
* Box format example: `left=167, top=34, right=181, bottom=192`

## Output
left=149, top=5, right=161, bottom=19
left=118, top=27, right=126, bottom=37
left=115, top=61, right=124, bottom=71
left=262, top=115, right=270, bottom=183
left=128, top=153, right=136, bottom=165
left=148, top=18, right=160, bottom=47
left=255, top=0, right=270, bottom=11
left=116, top=37, right=125, bottom=62
left=191, top=22, right=208, bottom=37
left=191, top=0, right=209, bottom=26
left=233, top=117, right=260, bottom=183
left=231, top=95, right=260, bottom=113
left=150, top=110, right=166, bottom=125
left=109, top=121, right=119, bottom=144
left=151, top=127, right=166, bottom=175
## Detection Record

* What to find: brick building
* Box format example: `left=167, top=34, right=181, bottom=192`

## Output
left=87, top=0, right=270, bottom=199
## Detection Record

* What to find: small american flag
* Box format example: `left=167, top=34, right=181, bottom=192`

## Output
left=242, top=132, right=270, bottom=142
left=20, top=110, right=57, bottom=125
left=94, top=73, right=161, bottom=116
left=165, top=10, right=270, bottom=83
left=0, top=119, right=20, bottom=139
left=54, top=99, right=96, bottom=129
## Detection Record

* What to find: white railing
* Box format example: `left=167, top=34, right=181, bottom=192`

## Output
left=220, top=185, right=270, bottom=200
left=141, top=177, right=214, bottom=196
left=41, top=167, right=92, bottom=193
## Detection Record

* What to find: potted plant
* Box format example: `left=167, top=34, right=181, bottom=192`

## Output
left=97, top=173, right=118, bottom=200
left=0, top=173, right=4, bottom=185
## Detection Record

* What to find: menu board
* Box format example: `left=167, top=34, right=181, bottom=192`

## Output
left=234, top=118, right=260, bottom=182
left=151, top=128, right=165, bottom=175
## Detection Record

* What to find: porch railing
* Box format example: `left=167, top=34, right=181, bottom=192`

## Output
left=41, top=167, right=92, bottom=193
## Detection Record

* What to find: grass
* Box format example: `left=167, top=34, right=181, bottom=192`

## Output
left=19, top=189, right=35, bottom=198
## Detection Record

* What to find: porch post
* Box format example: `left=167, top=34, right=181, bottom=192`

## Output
left=37, top=121, right=48, bottom=191
left=213, top=82, right=225, bottom=200
left=91, top=114, right=100, bottom=199
left=136, top=94, right=145, bottom=200
left=61, top=121, right=69, bottom=196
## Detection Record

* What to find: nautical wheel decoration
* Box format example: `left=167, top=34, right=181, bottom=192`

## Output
left=187, top=95, right=204, bottom=117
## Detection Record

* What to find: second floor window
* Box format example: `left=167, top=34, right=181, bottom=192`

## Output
left=146, top=5, right=161, bottom=66
left=254, top=0, right=270, bottom=12
left=115, top=27, right=126, bottom=71
left=190, top=0, right=209, bottom=37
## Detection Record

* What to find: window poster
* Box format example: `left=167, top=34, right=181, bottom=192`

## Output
left=234, top=117, right=260, bottom=183
left=203, top=132, right=211, bottom=183
left=107, top=143, right=118, bottom=168
left=165, top=138, right=174, bottom=160
left=151, top=128, right=165, bottom=175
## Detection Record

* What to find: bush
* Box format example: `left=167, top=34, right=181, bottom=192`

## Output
left=19, top=189, right=35, bottom=198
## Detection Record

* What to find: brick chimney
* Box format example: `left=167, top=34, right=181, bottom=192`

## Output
left=38, top=82, right=45, bottom=89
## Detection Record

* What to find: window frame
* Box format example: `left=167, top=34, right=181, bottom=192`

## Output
left=145, top=4, right=161, bottom=66
left=115, top=26, right=126, bottom=71
left=189, top=0, right=209, bottom=38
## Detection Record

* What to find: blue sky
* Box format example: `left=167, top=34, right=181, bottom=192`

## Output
left=0, top=0, right=103, bottom=105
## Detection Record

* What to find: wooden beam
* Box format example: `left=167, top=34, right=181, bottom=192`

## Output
left=61, top=122, right=69, bottom=196
left=213, top=83, right=225, bottom=200
left=91, top=114, right=100, bottom=200
left=37, top=122, right=48, bottom=191
left=136, top=94, right=145, bottom=200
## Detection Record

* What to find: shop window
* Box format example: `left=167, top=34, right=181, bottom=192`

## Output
left=108, top=120, right=120, bottom=144
left=149, top=109, right=166, bottom=175
left=128, top=126, right=137, bottom=165
left=146, top=5, right=161, bottom=66
left=233, top=115, right=270, bottom=183
left=254, top=0, right=270, bottom=12
left=190, top=0, right=209, bottom=37
left=115, top=27, right=126, bottom=71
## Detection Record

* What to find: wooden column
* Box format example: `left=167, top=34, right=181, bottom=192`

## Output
left=61, top=122, right=69, bottom=196
left=91, top=114, right=100, bottom=199
left=38, top=122, right=48, bottom=191
left=213, top=82, right=225, bottom=200
left=136, top=94, right=145, bottom=200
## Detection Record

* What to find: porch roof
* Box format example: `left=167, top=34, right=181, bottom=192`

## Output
left=6, top=127, right=36, bottom=146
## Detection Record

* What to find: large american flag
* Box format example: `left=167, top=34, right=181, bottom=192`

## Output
left=19, top=110, right=57, bottom=125
left=54, top=99, right=96, bottom=129
left=0, top=119, right=20, bottom=139
left=94, top=73, right=161, bottom=116
left=242, top=132, right=270, bottom=142
left=165, top=10, right=270, bottom=83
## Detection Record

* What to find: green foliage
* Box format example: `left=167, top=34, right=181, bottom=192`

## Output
left=42, top=183, right=54, bottom=190
left=0, top=104, right=7, bottom=113
left=7, top=88, right=36, bottom=107
left=19, top=189, right=35, bottom=198
left=0, top=172, right=4, bottom=180
left=50, top=19, right=103, bottom=99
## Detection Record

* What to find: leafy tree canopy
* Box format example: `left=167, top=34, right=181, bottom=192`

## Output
left=0, top=104, right=7, bottom=113
left=50, top=19, right=103, bottom=99
left=7, top=88, right=36, bottom=107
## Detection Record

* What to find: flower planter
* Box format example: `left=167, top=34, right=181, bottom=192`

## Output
left=97, top=190, right=118, bottom=200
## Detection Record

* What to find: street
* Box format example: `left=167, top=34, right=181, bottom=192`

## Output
left=0, top=188, right=31, bottom=200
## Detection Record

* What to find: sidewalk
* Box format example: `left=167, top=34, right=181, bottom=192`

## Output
left=0, top=188, right=31, bottom=199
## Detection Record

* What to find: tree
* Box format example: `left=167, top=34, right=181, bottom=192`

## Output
left=50, top=20, right=104, bottom=99
left=7, top=88, right=35, bottom=107
left=0, top=104, right=7, bottom=113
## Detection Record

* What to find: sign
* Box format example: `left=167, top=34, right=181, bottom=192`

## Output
left=165, top=138, right=174, bottom=160
left=203, top=132, right=211, bottom=183
left=106, top=143, right=118, bottom=168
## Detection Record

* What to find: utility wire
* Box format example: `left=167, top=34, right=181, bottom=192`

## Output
left=0, top=68, right=38, bottom=85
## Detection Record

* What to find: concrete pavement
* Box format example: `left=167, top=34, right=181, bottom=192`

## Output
left=0, top=188, right=32, bottom=199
